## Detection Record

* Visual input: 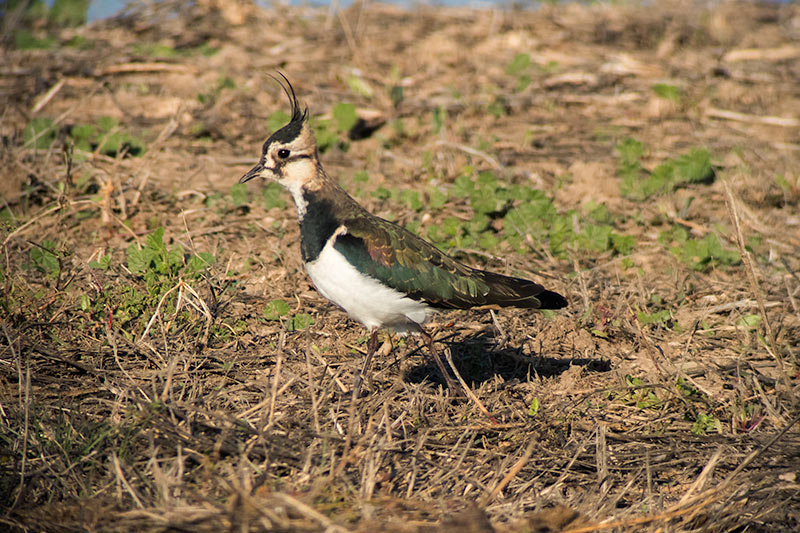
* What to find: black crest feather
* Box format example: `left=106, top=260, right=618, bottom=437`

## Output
left=261, top=73, right=308, bottom=154
left=271, top=72, right=307, bottom=124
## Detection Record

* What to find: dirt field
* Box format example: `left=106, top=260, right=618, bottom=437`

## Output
left=1, top=1, right=799, bottom=531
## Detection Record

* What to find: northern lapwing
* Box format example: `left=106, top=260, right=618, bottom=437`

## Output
left=240, top=74, right=567, bottom=416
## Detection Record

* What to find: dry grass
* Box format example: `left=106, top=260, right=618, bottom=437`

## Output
left=1, top=1, right=799, bottom=531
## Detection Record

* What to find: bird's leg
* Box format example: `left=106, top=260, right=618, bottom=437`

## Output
left=363, top=329, right=380, bottom=391
left=342, top=329, right=379, bottom=463
left=421, top=329, right=495, bottom=421
left=420, top=329, right=459, bottom=390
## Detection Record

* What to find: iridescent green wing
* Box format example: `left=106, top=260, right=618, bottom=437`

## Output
left=334, top=215, right=556, bottom=309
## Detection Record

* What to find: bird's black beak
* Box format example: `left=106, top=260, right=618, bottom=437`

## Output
left=240, top=162, right=265, bottom=184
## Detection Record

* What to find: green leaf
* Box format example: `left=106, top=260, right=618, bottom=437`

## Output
left=262, top=182, right=286, bottom=210
left=611, top=233, right=636, bottom=255
left=399, top=189, right=423, bottom=211
left=166, top=244, right=184, bottom=272
left=616, top=137, right=646, bottom=168
left=478, top=232, right=498, bottom=250
left=230, top=183, right=249, bottom=207
left=691, top=413, right=721, bottom=435
left=89, top=254, right=111, bottom=270
left=146, top=228, right=166, bottom=254
left=652, top=83, right=681, bottom=101
left=346, top=75, right=373, bottom=97
left=264, top=299, right=290, bottom=320
left=70, top=123, right=96, bottom=151
left=441, top=217, right=461, bottom=237
left=737, top=314, right=761, bottom=328
left=506, top=53, right=531, bottom=76
left=97, top=116, right=119, bottom=132
left=30, top=241, right=59, bottom=276
left=577, top=224, right=613, bottom=252
left=287, top=313, right=314, bottom=331
left=673, top=148, right=714, bottom=184
left=528, top=397, right=539, bottom=417
left=186, top=252, right=215, bottom=275
left=428, top=187, right=447, bottom=209
left=24, top=117, right=57, bottom=149
left=127, top=243, right=148, bottom=275
left=332, top=102, right=358, bottom=133
left=637, top=309, right=671, bottom=326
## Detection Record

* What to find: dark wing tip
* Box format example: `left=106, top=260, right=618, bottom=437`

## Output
left=479, top=270, right=567, bottom=309
left=535, top=289, right=568, bottom=309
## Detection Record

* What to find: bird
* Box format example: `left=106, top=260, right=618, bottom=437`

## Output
left=240, top=74, right=567, bottom=413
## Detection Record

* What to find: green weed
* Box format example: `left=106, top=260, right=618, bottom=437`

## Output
left=29, top=240, right=60, bottom=277
left=23, top=117, right=58, bottom=149
left=651, top=83, right=682, bottom=102
left=616, top=138, right=714, bottom=199
left=264, top=299, right=290, bottom=320
left=69, top=116, right=146, bottom=157
left=659, top=227, right=740, bottom=271
left=287, top=313, right=314, bottom=332
left=197, top=76, right=235, bottom=105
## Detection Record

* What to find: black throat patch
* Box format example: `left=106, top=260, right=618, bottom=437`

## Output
left=299, top=191, right=341, bottom=262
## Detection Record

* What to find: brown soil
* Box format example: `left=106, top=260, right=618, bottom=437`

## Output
left=1, top=1, right=799, bottom=531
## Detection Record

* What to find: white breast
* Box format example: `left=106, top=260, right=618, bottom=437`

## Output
left=304, top=234, right=430, bottom=334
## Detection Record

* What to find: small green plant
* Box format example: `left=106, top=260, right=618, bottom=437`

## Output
left=127, top=228, right=213, bottom=280
left=287, top=313, right=314, bottom=332
left=262, top=182, right=287, bottom=210
left=89, top=254, right=112, bottom=271
left=616, top=138, right=714, bottom=200
left=652, top=83, right=682, bottom=102
left=332, top=103, right=358, bottom=133
left=659, top=227, right=740, bottom=271
left=691, top=412, right=721, bottom=435
left=197, top=76, right=235, bottom=105
left=24, top=117, right=58, bottom=149
left=506, top=53, right=531, bottom=76
left=506, top=53, right=532, bottom=91
left=229, top=183, right=249, bottom=207
left=263, top=299, right=290, bottom=320
left=29, top=240, right=60, bottom=277
left=736, top=314, right=761, bottom=328
left=528, top=397, right=540, bottom=417
left=69, top=116, right=146, bottom=157
left=621, top=375, right=663, bottom=409
left=346, top=74, right=373, bottom=98
left=637, top=309, right=672, bottom=327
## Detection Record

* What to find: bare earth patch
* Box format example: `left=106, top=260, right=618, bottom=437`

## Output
left=1, top=1, right=799, bottom=531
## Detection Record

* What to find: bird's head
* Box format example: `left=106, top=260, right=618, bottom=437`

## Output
left=240, top=74, right=318, bottom=193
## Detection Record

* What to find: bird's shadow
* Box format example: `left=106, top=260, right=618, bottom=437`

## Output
left=401, top=330, right=610, bottom=387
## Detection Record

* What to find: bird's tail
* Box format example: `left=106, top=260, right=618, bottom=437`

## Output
left=479, top=270, right=567, bottom=309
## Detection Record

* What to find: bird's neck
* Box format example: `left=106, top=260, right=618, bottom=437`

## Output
left=294, top=167, right=362, bottom=263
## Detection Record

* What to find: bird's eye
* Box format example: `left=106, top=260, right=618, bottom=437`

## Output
left=277, top=149, right=290, bottom=159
